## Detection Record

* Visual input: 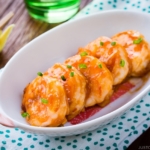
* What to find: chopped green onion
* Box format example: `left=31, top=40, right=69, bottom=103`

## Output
left=79, top=64, right=87, bottom=69
left=41, top=98, right=48, bottom=104
left=100, top=41, right=104, bottom=46
left=98, top=64, right=102, bottom=68
left=21, top=112, right=29, bottom=118
left=80, top=51, right=88, bottom=57
left=111, top=41, right=116, bottom=46
left=66, top=65, right=72, bottom=69
left=61, top=75, right=66, bottom=81
left=120, top=59, right=125, bottom=67
left=70, top=72, right=74, bottom=77
left=133, top=37, right=143, bottom=44
left=37, top=72, right=43, bottom=76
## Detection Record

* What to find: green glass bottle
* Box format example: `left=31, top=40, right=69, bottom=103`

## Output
left=24, top=0, right=80, bottom=23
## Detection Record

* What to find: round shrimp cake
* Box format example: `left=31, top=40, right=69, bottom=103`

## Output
left=65, top=55, right=113, bottom=107
left=44, top=63, right=86, bottom=120
left=22, top=75, right=68, bottom=127
left=78, top=36, right=130, bottom=85
left=112, top=30, right=150, bottom=76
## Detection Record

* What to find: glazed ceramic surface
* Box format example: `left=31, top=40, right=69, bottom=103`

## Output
left=0, top=10, right=150, bottom=136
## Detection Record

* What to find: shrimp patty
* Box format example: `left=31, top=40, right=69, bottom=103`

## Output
left=22, top=75, right=68, bottom=127
left=112, top=30, right=150, bottom=76
left=65, top=55, right=113, bottom=107
left=44, top=63, right=86, bottom=120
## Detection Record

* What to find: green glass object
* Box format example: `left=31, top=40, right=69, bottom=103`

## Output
left=24, top=0, right=81, bottom=23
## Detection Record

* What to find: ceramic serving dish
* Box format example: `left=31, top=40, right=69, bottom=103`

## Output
left=0, top=10, right=150, bottom=136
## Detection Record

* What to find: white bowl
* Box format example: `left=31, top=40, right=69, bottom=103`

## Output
left=0, top=10, right=150, bottom=136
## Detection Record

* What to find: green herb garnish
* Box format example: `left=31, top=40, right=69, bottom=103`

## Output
left=41, top=98, right=48, bottom=104
left=111, top=41, right=116, bottom=46
left=80, top=51, right=88, bottom=57
left=70, top=72, right=74, bottom=77
left=100, top=41, right=104, bottom=46
left=37, top=72, right=43, bottom=76
left=61, top=75, right=66, bottom=81
left=98, top=64, right=102, bottom=68
left=120, top=59, right=125, bottom=67
left=21, top=112, right=29, bottom=118
left=79, top=64, right=87, bottom=69
left=66, top=65, right=72, bottom=69
left=133, top=37, right=143, bottom=44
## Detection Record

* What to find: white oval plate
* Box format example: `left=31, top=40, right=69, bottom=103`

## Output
left=0, top=10, right=150, bottom=136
